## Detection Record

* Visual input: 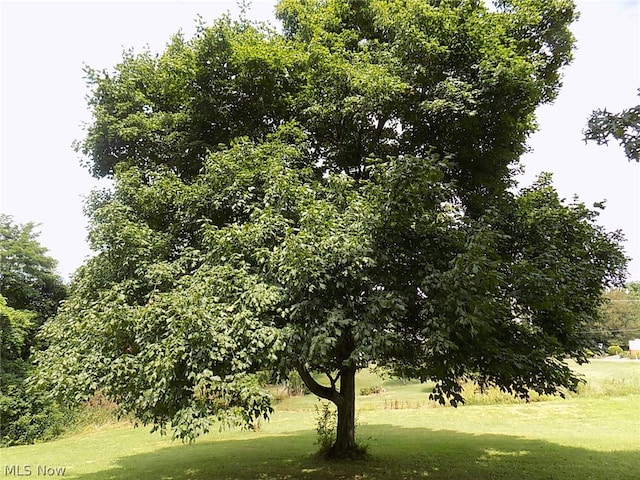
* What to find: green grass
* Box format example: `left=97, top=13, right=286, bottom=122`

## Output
left=3, top=360, right=640, bottom=480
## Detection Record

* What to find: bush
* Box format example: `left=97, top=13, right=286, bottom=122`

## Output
left=608, top=345, right=623, bottom=356
left=285, top=371, right=309, bottom=397
left=360, top=385, right=385, bottom=396
left=314, top=402, right=337, bottom=452
left=0, top=373, right=75, bottom=447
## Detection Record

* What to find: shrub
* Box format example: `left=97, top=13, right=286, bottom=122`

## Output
left=0, top=373, right=75, bottom=447
left=608, top=345, right=623, bottom=356
left=285, top=371, right=309, bottom=397
left=360, top=385, right=385, bottom=396
left=314, top=402, right=337, bottom=452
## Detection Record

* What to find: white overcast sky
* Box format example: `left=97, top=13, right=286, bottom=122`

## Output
left=1, top=0, right=639, bottom=282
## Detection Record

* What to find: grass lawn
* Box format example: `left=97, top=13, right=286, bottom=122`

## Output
left=2, top=360, right=639, bottom=480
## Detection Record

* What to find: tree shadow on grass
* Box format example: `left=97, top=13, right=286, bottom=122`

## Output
left=70, top=425, right=639, bottom=480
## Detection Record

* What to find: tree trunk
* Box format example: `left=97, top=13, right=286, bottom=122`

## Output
left=296, top=362, right=363, bottom=459
left=330, top=364, right=358, bottom=457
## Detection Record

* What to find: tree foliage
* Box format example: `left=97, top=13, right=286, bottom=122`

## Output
left=584, top=91, right=640, bottom=162
left=0, top=215, right=66, bottom=326
left=34, top=0, right=628, bottom=457
left=0, top=217, right=68, bottom=446
left=1, top=295, right=35, bottom=372
left=0, top=295, right=70, bottom=446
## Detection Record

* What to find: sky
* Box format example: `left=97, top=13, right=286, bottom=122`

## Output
left=1, top=0, right=639, bottom=282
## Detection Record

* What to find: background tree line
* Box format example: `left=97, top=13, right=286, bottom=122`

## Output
left=594, top=283, right=640, bottom=349
left=0, top=214, right=68, bottom=446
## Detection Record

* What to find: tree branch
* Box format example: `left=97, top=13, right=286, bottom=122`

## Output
left=374, top=114, right=388, bottom=146
left=296, top=363, right=341, bottom=404
left=322, top=368, right=338, bottom=390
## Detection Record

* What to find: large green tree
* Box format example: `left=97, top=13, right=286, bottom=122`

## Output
left=35, top=0, right=627, bottom=457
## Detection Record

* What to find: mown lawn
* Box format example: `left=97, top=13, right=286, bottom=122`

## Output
left=2, top=360, right=639, bottom=480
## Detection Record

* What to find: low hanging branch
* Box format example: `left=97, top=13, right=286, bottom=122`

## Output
left=296, top=363, right=344, bottom=406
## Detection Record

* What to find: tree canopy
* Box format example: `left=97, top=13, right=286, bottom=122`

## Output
left=0, top=215, right=66, bottom=325
left=34, top=0, right=627, bottom=457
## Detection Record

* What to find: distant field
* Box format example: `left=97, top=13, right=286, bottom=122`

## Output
left=2, top=360, right=639, bottom=480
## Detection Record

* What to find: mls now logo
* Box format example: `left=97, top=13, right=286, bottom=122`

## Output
left=4, top=465, right=66, bottom=476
